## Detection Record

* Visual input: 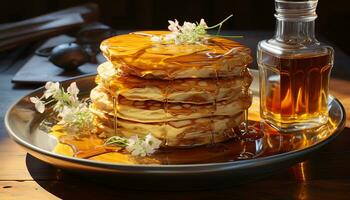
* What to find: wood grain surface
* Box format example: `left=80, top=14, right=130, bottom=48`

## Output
left=1, top=32, right=350, bottom=200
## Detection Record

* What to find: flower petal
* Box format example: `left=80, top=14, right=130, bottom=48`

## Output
left=35, top=101, right=45, bottom=113
left=30, top=97, right=39, bottom=103
left=67, top=82, right=79, bottom=96
left=44, top=82, right=60, bottom=99
left=199, top=19, right=208, bottom=27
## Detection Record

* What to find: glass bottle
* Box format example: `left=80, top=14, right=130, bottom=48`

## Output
left=257, top=0, right=334, bottom=132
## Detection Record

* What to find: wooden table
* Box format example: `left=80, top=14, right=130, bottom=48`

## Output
left=1, top=32, right=350, bottom=200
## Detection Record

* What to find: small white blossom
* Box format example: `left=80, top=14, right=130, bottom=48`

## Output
left=57, top=106, right=74, bottom=124
left=143, top=134, right=162, bottom=154
left=44, top=82, right=60, bottom=99
left=151, top=19, right=208, bottom=45
left=150, top=15, right=235, bottom=45
left=125, top=134, right=161, bottom=157
left=31, top=81, right=94, bottom=135
left=180, top=21, right=196, bottom=33
left=168, top=19, right=180, bottom=33
left=199, top=19, right=208, bottom=28
left=126, top=135, right=146, bottom=156
left=67, top=82, right=79, bottom=97
left=57, top=104, right=93, bottom=133
left=30, top=97, right=45, bottom=113
left=67, top=82, right=79, bottom=106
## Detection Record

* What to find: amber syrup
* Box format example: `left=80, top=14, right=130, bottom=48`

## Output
left=259, top=52, right=332, bottom=131
left=163, top=79, right=171, bottom=147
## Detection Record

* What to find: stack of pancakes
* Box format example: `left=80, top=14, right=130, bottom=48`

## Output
left=90, top=31, right=253, bottom=147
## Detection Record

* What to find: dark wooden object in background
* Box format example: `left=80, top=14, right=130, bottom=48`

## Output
left=11, top=35, right=105, bottom=84
left=0, top=0, right=349, bottom=55
left=0, top=3, right=99, bottom=52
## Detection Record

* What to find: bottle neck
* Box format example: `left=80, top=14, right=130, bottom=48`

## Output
left=274, top=0, right=318, bottom=44
left=274, top=18, right=317, bottom=44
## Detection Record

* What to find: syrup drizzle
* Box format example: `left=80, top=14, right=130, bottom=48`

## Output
left=58, top=134, right=121, bottom=159
left=54, top=119, right=336, bottom=164
left=163, top=81, right=170, bottom=164
left=241, top=68, right=250, bottom=135
left=101, top=31, right=252, bottom=80
left=105, top=48, right=119, bottom=136
left=113, top=96, right=118, bottom=135
left=210, top=67, right=220, bottom=145
left=163, top=79, right=171, bottom=146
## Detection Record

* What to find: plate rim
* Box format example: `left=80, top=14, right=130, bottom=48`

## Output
left=4, top=72, right=346, bottom=173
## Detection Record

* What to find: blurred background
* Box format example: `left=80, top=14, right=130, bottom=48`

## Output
left=1, top=0, right=349, bottom=54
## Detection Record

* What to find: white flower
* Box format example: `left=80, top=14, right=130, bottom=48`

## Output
left=125, top=134, right=162, bottom=157
left=30, top=97, right=45, bottom=113
left=67, top=84, right=80, bottom=106
left=143, top=134, right=162, bottom=154
left=126, top=135, right=147, bottom=156
left=151, top=19, right=208, bottom=45
left=181, top=22, right=196, bottom=32
left=199, top=19, right=208, bottom=28
left=67, top=82, right=79, bottom=97
left=44, top=82, right=60, bottom=99
left=57, top=103, right=93, bottom=133
left=150, top=15, right=235, bottom=45
left=57, top=106, right=74, bottom=124
left=168, top=19, right=180, bottom=33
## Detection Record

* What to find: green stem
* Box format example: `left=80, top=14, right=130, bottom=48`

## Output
left=216, top=24, right=222, bottom=35
left=206, top=14, right=234, bottom=30
left=216, top=35, right=244, bottom=38
left=44, top=99, right=55, bottom=105
left=104, top=136, right=129, bottom=147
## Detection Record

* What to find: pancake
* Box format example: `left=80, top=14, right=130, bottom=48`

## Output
left=90, top=86, right=252, bottom=123
left=91, top=30, right=253, bottom=147
left=100, top=31, right=252, bottom=79
left=96, top=62, right=252, bottom=104
left=92, top=108, right=244, bottom=147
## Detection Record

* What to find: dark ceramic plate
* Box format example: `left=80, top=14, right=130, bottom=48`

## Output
left=5, top=70, right=346, bottom=190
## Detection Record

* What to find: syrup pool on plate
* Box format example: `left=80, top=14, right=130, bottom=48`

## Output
left=46, top=108, right=337, bottom=165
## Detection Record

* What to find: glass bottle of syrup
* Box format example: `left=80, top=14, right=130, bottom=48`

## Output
left=257, top=0, right=334, bottom=132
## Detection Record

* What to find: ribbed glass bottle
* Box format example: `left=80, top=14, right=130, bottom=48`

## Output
left=257, top=0, right=334, bottom=132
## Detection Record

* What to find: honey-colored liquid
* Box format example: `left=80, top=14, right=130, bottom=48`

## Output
left=259, top=52, right=332, bottom=130
left=47, top=94, right=337, bottom=165
left=51, top=119, right=336, bottom=165
left=101, top=31, right=252, bottom=80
